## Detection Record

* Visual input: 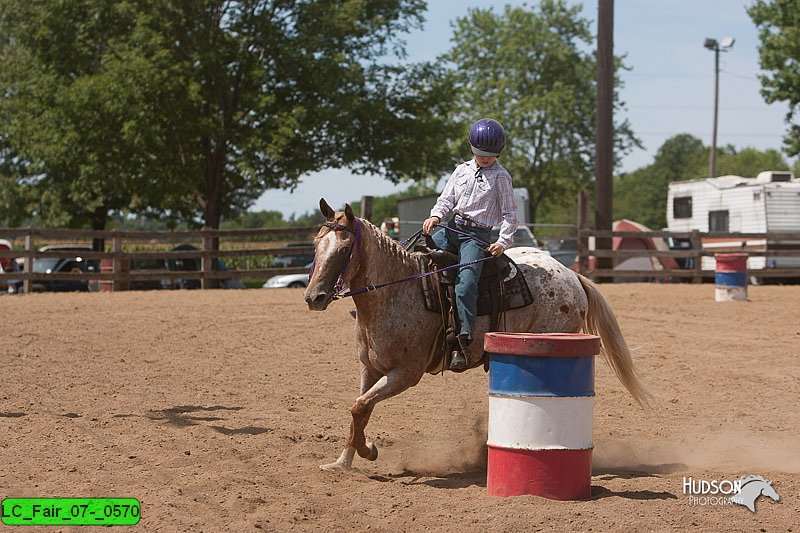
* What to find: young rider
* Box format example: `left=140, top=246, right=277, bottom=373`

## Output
left=422, top=118, right=518, bottom=371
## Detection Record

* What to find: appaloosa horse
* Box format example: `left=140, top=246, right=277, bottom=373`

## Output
left=305, top=199, right=651, bottom=471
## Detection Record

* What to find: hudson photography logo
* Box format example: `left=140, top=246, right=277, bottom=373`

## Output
left=682, top=475, right=780, bottom=512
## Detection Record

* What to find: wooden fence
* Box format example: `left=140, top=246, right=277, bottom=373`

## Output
left=3, top=226, right=800, bottom=293
left=0, top=226, right=320, bottom=293
left=577, top=229, right=800, bottom=282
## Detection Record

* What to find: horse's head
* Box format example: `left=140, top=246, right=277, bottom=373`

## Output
left=304, top=198, right=360, bottom=311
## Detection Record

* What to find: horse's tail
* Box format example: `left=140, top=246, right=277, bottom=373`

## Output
left=578, top=274, right=653, bottom=407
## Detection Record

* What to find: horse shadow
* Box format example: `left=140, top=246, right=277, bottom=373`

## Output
left=592, top=462, right=688, bottom=480
left=141, top=405, right=271, bottom=435
left=372, top=468, right=487, bottom=489
left=590, top=463, right=685, bottom=501
left=590, top=485, right=678, bottom=501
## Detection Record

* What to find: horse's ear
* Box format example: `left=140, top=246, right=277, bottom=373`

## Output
left=319, top=198, right=335, bottom=221
left=344, top=203, right=355, bottom=223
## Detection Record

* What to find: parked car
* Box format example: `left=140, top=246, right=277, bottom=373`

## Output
left=9, top=244, right=99, bottom=293
left=489, top=225, right=539, bottom=249
left=545, top=239, right=579, bottom=267
left=169, top=244, right=245, bottom=289
left=117, top=244, right=245, bottom=291
left=272, top=253, right=315, bottom=268
left=263, top=272, right=309, bottom=289
left=263, top=260, right=312, bottom=289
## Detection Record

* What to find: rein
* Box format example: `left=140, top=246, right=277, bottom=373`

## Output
left=334, top=254, right=494, bottom=299
left=326, top=221, right=493, bottom=301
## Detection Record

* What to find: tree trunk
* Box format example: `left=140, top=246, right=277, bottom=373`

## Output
left=203, top=142, right=226, bottom=289
left=91, top=209, right=107, bottom=252
left=528, top=199, right=539, bottom=225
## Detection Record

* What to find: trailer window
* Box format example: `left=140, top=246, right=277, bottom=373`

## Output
left=708, top=210, right=729, bottom=232
left=673, top=197, right=692, bottom=219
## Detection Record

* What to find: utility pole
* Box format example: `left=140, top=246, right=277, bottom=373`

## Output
left=710, top=45, right=720, bottom=178
left=595, top=0, right=614, bottom=280
left=704, top=37, right=734, bottom=178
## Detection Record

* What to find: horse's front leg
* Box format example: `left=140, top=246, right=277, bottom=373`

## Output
left=349, top=367, right=417, bottom=458
left=321, top=366, right=418, bottom=471
left=320, top=362, right=380, bottom=471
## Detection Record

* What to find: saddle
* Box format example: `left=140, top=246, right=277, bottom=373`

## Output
left=414, top=237, right=534, bottom=373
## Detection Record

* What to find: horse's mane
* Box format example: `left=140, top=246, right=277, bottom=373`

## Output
left=359, top=218, right=420, bottom=270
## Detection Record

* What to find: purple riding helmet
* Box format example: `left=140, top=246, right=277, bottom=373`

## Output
left=468, top=118, right=506, bottom=156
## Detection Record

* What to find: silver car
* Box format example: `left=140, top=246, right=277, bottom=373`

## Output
left=263, top=272, right=309, bottom=289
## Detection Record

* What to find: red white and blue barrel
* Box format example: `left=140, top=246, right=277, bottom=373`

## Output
left=484, top=332, right=599, bottom=500
left=714, top=252, right=748, bottom=302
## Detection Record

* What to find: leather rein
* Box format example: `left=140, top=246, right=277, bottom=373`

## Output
left=308, top=217, right=493, bottom=301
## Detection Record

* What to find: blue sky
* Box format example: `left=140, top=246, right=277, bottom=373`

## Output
left=254, top=0, right=792, bottom=218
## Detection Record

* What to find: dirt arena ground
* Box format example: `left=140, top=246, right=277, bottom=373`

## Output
left=1, top=284, right=798, bottom=532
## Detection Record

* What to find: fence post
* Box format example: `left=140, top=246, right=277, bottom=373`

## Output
left=690, top=230, right=702, bottom=284
left=577, top=191, right=590, bottom=275
left=111, top=235, right=126, bottom=292
left=23, top=230, right=34, bottom=294
left=201, top=231, right=213, bottom=290
left=360, top=195, right=374, bottom=222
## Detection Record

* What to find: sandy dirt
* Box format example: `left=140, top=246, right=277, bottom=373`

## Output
left=1, top=284, right=798, bottom=532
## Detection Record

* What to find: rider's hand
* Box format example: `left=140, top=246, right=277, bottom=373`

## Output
left=486, top=242, right=505, bottom=257
left=422, top=216, right=440, bottom=235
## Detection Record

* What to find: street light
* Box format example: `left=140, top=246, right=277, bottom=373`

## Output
left=704, top=36, right=735, bottom=178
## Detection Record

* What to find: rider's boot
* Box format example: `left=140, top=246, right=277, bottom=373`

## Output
left=449, top=334, right=471, bottom=372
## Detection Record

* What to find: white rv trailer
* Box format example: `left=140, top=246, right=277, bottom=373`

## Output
left=666, top=170, right=800, bottom=270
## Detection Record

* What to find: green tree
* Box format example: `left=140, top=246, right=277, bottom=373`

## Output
left=220, top=210, right=288, bottom=229
left=715, top=146, right=788, bottom=177
left=0, top=0, right=454, bottom=231
left=445, top=1, right=638, bottom=223
left=748, top=0, right=800, bottom=156
left=0, top=1, right=143, bottom=230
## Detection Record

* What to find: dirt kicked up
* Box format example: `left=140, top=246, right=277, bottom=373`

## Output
left=1, top=284, right=798, bottom=531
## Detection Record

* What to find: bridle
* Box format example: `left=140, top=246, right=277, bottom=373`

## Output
left=307, top=218, right=362, bottom=298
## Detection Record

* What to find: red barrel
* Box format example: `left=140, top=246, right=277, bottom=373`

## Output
left=715, top=253, right=747, bottom=272
left=714, top=252, right=748, bottom=302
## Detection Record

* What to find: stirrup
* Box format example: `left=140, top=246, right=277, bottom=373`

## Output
left=449, top=351, right=467, bottom=372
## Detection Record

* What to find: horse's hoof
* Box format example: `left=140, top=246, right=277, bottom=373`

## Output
left=320, top=460, right=350, bottom=472
left=366, top=442, right=378, bottom=461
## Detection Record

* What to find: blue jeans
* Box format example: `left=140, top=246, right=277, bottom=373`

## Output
left=431, top=220, right=490, bottom=340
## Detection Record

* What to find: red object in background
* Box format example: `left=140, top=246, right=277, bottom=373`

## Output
left=571, top=219, right=680, bottom=275
left=715, top=252, right=747, bottom=272
left=0, top=239, right=16, bottom=271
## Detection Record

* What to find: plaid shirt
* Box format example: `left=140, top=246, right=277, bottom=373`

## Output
left=430, top=159, right=518, bottom=249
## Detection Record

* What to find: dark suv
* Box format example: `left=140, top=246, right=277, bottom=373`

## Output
left=10, top=244, right=99, bottom=292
